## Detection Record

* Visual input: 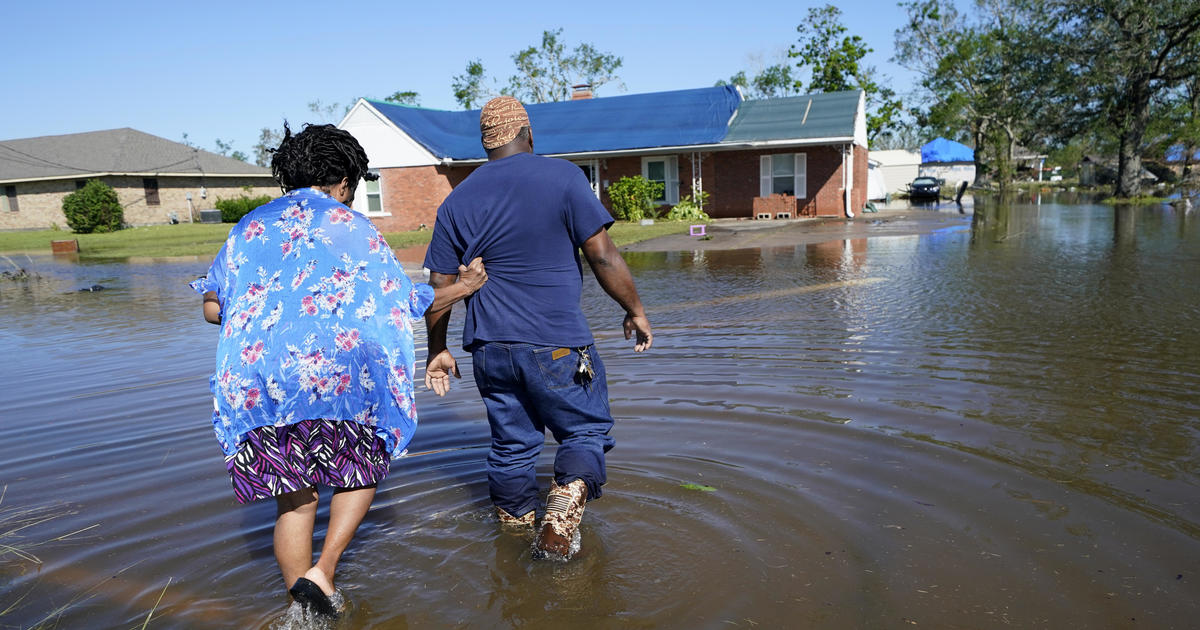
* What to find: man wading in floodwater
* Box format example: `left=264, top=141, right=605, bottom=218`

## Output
left=422, top=96, right=652, bottom=559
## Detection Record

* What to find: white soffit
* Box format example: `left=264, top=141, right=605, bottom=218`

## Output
left=340, top=100, right=438, bottom=168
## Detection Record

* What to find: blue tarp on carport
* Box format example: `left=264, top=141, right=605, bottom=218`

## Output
left=369, top=85, right=742, bottom=161
left=921, top=137, right=974, bottom=163
left=1166, top=144, right=1200, bottom=162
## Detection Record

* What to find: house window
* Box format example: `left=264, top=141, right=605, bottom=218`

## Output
left=2, top=186, right=17, bottom=212
left=759, top=153, right=807, bottom=198
left=75, top=180, right=87, bottom=190
left=573, top=160, right=600, bottom=198
left=363, top=169, right=384, bottom=215
left=143, top=178, right=160, bottom=206
left=641, top=156, right=679, bottom=204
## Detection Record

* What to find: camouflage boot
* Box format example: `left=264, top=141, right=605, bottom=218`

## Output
left=496, top=507, right=535, bottom=530
left=535, top=478, right=588, bottom=558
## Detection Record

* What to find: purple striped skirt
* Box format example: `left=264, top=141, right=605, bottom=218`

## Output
left=225, top=419, right=390, bottom=504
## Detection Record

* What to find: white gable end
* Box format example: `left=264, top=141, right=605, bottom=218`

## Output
left=339, top=100, right=438, bottom=168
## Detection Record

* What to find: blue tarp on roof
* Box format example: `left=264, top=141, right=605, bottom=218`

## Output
left=921, top=137, right=974, bottom=163
left=369, top=85, right=742, bottom=160
left=1166, top=144, right=1200, bottom=162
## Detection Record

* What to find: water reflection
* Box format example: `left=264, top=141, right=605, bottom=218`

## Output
left=2, top=198, right=1200, bottom=627
left=805, top=238, right=868, bottom=272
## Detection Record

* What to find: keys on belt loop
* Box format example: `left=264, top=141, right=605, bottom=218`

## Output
left=576, top=347, right=595, bottom=381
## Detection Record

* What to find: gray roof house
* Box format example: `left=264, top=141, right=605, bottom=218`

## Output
left=0, top=128, right=276, bottom=230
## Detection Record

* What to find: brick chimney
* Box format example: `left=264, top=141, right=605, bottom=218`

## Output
left=571, top=83, right=593, bottom=100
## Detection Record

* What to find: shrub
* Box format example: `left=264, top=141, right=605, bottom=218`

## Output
left=215, top=194, right=273, bottom=223
left=62, top=179, right=124, bottom=233
left=607, top=176, right=663, bottom=222
left=666, top=191, right=711, bottom=222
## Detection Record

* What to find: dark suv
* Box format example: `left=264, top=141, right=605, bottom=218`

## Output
left=908, top=176, right=942, bottom=200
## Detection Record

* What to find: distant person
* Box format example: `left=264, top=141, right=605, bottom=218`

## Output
left=422, top=96, right=652, bottom=559
left=190, top=123, right=486, bottom=616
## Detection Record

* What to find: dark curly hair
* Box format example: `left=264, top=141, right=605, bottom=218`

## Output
left=269, top=122, right=378, bottom=193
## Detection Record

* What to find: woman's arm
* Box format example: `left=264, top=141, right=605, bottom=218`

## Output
left=202, top=291, right=221, bottom=325
left=427, top=257, right=486, bottom=314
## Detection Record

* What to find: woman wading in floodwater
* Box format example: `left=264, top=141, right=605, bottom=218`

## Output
left=190, top=123, right=485, bottom=618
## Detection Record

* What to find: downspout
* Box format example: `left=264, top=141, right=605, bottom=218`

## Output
left=844, top=144, right=855, bottom=218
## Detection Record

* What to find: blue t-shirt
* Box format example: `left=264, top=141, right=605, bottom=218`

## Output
left=423, top=152, right=614, bottom=349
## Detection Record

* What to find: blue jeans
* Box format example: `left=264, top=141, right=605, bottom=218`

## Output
left=471, top=342, right=614, bottom=517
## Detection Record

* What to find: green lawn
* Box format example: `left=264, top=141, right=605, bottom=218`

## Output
left=0, top=224, right=234, bottom=259
left=0, top=220, right=698, bottom=259
left=607, top=220, right=697, bottom=247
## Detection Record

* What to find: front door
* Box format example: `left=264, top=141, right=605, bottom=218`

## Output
left=574, top=160, right=600, bottom=198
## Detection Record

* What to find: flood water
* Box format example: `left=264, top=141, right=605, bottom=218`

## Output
left=2, top=197, right=1198, bottom=628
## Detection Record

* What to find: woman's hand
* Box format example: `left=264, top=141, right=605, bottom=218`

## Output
left=457, top=257, right=487, bottom=293
left=427, top=258, right=487, bottom=314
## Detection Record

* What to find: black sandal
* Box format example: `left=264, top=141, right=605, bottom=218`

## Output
left=289, top=577, right=340, bottom=618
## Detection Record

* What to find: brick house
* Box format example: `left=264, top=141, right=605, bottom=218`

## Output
left=338, top=86, right=868, bottom=231
left=0, top=128, right=276, bottom=230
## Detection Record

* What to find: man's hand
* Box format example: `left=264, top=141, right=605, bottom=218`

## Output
left=623, top=312, right=653, bottom=352
left=424, top=349, right=461, bottom=396
left=581, top=228, right=652, bottom=353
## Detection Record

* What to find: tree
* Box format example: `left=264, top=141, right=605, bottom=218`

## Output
left=307, top=99, right=346, bottom=124
left=895, top=0, right=1050, bottom=186
left=791, top=5, right=871, bottom=93
left=1142, top=81, right=1199, bottom=184
left=452, top=30, right=623, bottom=108
left=716, top=62, right=801, bottom=99
left=213, top=138, right=249, bottom=163
left=253, top=127, right=283, bottom=167
left=715, top=71, right=750, bottom=92
left=564, top=40, right=624, bottom=96
left=63, top=179, right=123, bottom=233
left=504, top=29, right=623, bottom=103
left=870, top=122, right=925, bottom=150
left=383, top=91, right=420, bottom=106
left=1170, top=77, right=1200, bottom=185
left=788, top=4, right=904, bottom=140
left=452, top=59, right=490, bottom=109
left=1044, top=0, right=1200, bottom=197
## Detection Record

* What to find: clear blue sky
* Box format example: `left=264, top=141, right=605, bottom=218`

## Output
left=1, top=0, right=922, bottom=158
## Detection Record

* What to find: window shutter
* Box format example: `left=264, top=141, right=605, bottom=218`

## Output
left=143, top=178, right=160, bottom=206
left=760, top=155, right=771, bottom=197
left=794, top=153, right=807, bottom=199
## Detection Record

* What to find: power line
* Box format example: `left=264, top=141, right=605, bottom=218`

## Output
left=0, top=143, right=94, bottom=172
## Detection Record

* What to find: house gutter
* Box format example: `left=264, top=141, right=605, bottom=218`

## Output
left=438, top=136, right=859, bottom=166
left=0, top=172, right=274, bottom=185
left=843, top=143, right=855, bottom=218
